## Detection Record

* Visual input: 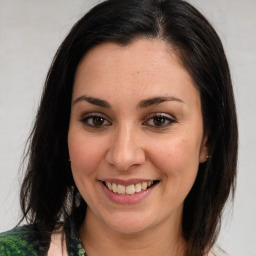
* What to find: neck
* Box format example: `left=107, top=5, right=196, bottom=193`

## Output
left=79, top=208, right=186, bottom=256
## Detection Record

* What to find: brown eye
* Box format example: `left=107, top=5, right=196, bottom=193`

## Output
left=153, top=116, right=167, bottom=126
left=144, top=114, right=175, bottom=128
left=81, top=114, right=111, bottom=128
left=92, top=116, right=105, bottom=126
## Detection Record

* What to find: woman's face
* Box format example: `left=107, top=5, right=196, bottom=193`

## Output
left=68, top=39, right=208, bottom=235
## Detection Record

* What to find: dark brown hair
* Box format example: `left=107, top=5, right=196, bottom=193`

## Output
left=20, top=0, right=238, bottom=255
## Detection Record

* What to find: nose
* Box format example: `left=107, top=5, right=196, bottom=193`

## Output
left=105, top=125, right=145, bottom=171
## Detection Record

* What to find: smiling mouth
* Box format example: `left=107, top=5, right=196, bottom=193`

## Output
left=103, top=180, right=159, bottom=195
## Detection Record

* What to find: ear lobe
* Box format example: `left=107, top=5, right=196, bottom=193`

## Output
left=199, top=135, right=209, bottom=163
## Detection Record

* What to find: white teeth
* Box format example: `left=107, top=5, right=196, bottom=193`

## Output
left=142, top=182, right=147, bottom=190
left=135, top=183, right=142, bottom=193
left=117, top=184, right=125, bottom=194
left=126, top=185, right=136, bottom=195
left=105, top=181, right=155, bottom=195
left=112, top=183, right=117, bottom=193
left=106, top=182, right=112, bottom=190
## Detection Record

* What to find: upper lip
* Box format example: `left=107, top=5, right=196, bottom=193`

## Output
left=100, top=178, right=158, bottom=186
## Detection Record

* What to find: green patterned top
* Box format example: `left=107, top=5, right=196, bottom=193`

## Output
left=0, top=218, right=87, bottom=256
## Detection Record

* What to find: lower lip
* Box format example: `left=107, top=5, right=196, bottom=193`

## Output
left=100, top=182, right=157, bottom=205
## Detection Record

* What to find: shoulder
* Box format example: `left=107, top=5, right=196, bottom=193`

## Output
left=0, top=225, right=45, bottom=256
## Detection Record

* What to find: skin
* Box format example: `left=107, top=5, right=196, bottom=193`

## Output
left=68, top=38, right=208, bottom=256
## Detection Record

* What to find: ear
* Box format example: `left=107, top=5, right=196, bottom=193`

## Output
left=199, top=135, right=209, bottom=163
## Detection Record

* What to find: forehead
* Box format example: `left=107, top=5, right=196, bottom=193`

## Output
left=73, top=38, right=199, bottom=105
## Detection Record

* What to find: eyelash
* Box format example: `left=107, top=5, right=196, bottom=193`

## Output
left=80, top=113, right=176, bottom=128
left=143, top=113, right=176, bottom=128
left=80, top=113, right=111, bottom=128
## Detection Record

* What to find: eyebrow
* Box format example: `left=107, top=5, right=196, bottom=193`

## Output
left=138, top=96, right=184, bottom=108
left=72, top=95, right=111, bottom=108
left=72, top=95, right=184, bottom=108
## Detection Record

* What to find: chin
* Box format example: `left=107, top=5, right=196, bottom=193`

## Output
left=100, top=211, right=157, bottom=235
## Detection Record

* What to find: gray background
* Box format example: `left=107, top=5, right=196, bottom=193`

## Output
left=0, top=1, right=255, bottom=255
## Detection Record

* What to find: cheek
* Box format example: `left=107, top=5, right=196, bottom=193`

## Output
left=148, top=136, right=201, bottom=184
left=68, top=131, right=109, bottom=206
left=68, top=131, right=106, bottom=177
left=149, top=137, right=201, bottom=208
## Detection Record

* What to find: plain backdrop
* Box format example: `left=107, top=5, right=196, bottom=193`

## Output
left=0, top=1, right=255, bottom=255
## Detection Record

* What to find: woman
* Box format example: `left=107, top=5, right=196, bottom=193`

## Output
left=0, top=0, right=238, bottom=255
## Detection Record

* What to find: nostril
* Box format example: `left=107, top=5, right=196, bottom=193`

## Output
left=105, top=135, right=146, bottom=171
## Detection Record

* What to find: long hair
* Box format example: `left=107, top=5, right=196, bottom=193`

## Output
left=19, top=0, right=238, bottom=255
